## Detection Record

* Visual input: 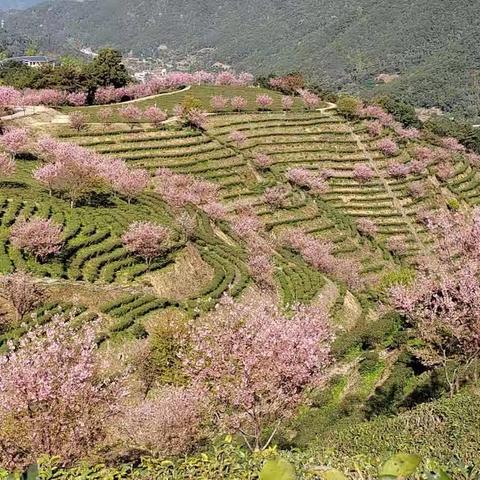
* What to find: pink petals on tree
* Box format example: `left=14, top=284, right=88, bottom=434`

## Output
left=10, top=217, right=64, bottom=262
left=183, top=294, right=332, bottom=450
left=286, top=167, right=329, bottom=194
left=122, top=221, right=170, bottom=264
left=0, top=318, right=123, bottom=469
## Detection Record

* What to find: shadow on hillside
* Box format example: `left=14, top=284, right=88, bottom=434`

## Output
left=0, top=181, right=28, bottom=189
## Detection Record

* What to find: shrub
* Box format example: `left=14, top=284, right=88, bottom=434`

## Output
left=337, top=95, right=362, bottom=118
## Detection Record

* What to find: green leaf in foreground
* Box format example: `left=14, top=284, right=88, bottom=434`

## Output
left=379, top=453, right=421, bottom=478
left=320, top=469, right=348, bottom=480
left=259, top=458, right=296, bottom=480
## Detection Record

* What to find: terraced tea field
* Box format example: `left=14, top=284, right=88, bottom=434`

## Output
left=61, top=85, right=316, bottom=123
left=5, top=105, right=480, bottom=347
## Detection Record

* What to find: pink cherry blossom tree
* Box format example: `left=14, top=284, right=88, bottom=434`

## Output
left=236, top=72, right=254, bottom=86
left=394, top=125, right=420, bottom=141
left=298, top=89, right=320, bottom=110
left=66, top=91, right=87, bottom=107
left=32, top=162, right=61, bottom=196
left=10, top=217, right=64, bottom=262
left=230, top=211, right=263, bottom=240
left=408, top=181, right=426, bottom=198
left=281, top=96, right=294, bottom=111
left=263, top=185, right=290, bottom=209
left=98, top=107, right=113, bottom=124
left=110, top=167, right=150, bottom=203
left=356, top=218, right=378, bottom=237
left=228, top=130, right=247, bottom=148
left=210, top=95, right=229, bottom=112
left=286, top=168, right=329, bottom=194
left=69, top=111, right=88, bottom=132
left=155, top=169, right=219, bottom=209
left=122, top=221, right=170, bottom=265
left=144, top=106, right=168, bottom=128
left=353, top=163, right=375, bottom=183
left=247, top=252, right=276, bottom=290
left=201, top=201, right=228, bottom=221
left=186, top=108, right=208, bottom=130
left=0, top=128, right=28, bottom=158
left=441, top=137, right=465, bottom=152
left=390, top=208, right=480, bottom=394
left=414, top=146, right=435, bottom=163
left=32, top=142, right=109, bottom=207
left=256, top=94, right=274, bottom=111
left=378, top=138, right=399, bottom=157
left=253, top=152, right=274, bottom=170
left=0, top=270, right=45, bottom=322
left=183, top=294, right=332, bottom=450
left=387, top=161, right=410, bottom=178
left=0, top=153, right=15, bottom=177
left=386, top=236, right=407, bottom=256
left=230, top=96, right=248, bottom=112
left=0, top=86, right=21, bottom=108
left=281, top=229, right=362, bottom=290
left=114, top=386, right=207, bottom=457
left=0, top=317, right=123, bottom=469
left=366, top=120, right=383, bottom=137
left=436, top=161, right=455, bottom=182
left=119, top=105, right=142, bottom=129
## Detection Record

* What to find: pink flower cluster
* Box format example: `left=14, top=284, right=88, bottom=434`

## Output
left=10, top=217, right=64, bottom=261
left=183, top=294, right=332, bottom=449
left=0, top=127, right=28, bottom=157
left=114, top=386, right=207, bottom=456
left=0, top=153, right=15, bottom=176
left=0, top=71, right=254, bottom=108
left=122, top=221, right=170, bottom=264
left=228, top=130, right=247, bottom=147
left=253, top=152, right=274, bottom=170
left=377, top=138, right=399, bottom=157
left=33, top=137, right=149, bottom=205
left=0, top=318, right=122, bottom=469
left=298, top=89, right=320, bottom=110
left=356, top=218, right=378, bottom=237
left=386, top=160, right=411, bottom=178
left=256, top=94, right=274, bottom=110
left=358, top=104, right=395, bottom=127
left=281, top=229, right=362, bottom=289
left=353, top=163, right=375, bottom=183
left=155, top=168, right=220, bottom=214
left=286, top=167, right=329, bottom=194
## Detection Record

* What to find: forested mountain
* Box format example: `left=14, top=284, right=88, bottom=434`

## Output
left=0, top=0, right=45, bottom=10
left=3, top=0, right=480, bottom=118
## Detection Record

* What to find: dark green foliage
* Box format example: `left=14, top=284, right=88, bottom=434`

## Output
left=0, top=48, right=129, bottom=97
left=364, top=351, right=445, bottom=419
left=332, top=312, right=403, bottom=358
left=336, top=95, right=362, bottom=119
left=0, top=60, right=38, bottom=89
left=374, top=96, right=421, bottom=128
left=5, top=0, right=480, bottom=119
left=425, top=115, right=480, bottom=154
left=318, top=389, right=480, bottom=468
left=358, top=351, right=380, bottom=375
left=86, top=48, right=130, bottom=89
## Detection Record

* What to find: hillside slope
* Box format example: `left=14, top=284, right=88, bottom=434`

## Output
left=3, top=0, right=480, bottom=119
left=0, top=0, right=45, bottom=10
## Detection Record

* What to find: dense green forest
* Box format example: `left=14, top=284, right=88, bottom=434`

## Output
left=3, top=0, right=480, bottom=120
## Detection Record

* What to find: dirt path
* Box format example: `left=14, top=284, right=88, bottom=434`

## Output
left=348, top=127, right=424, bottom=249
